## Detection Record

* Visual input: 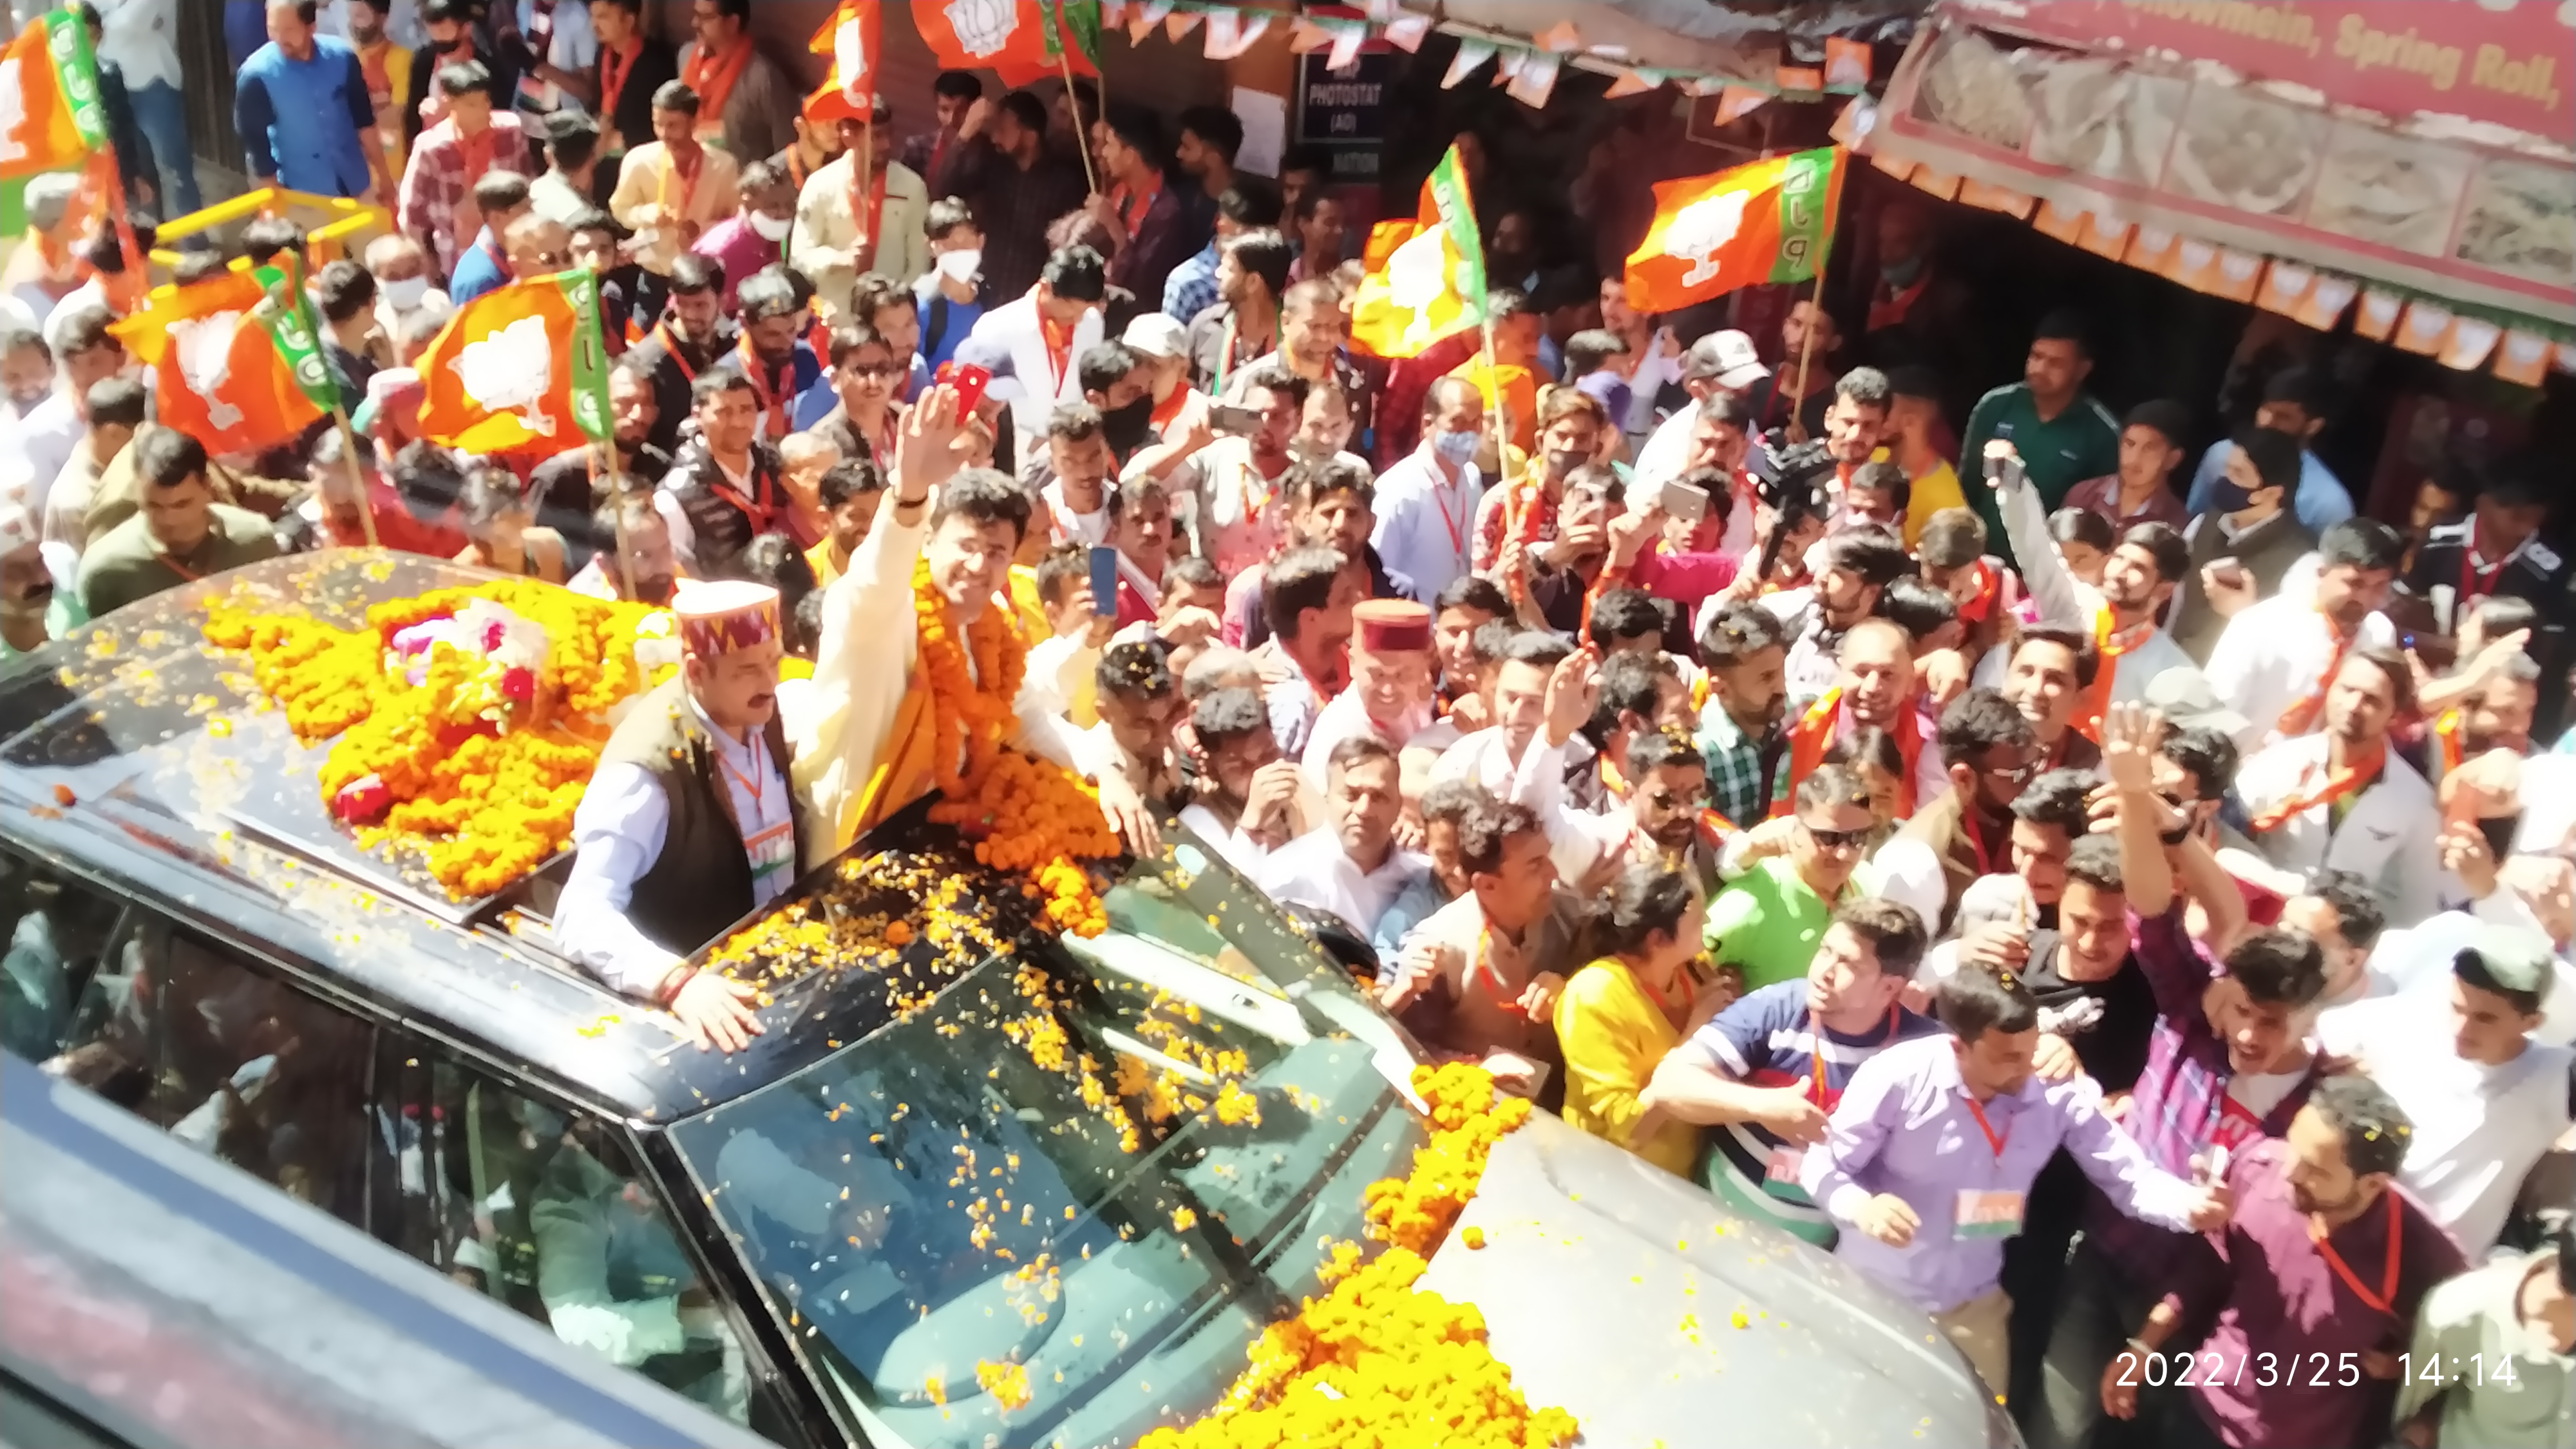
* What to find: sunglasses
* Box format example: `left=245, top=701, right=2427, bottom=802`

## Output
left=2157, top=791, right=2197, bottom=846
left=1982, top=759, right=2038, bottom=786
left=1802, top=824, right=1871, bottom=849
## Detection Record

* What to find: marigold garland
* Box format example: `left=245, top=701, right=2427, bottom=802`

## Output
left=205, top=580, right=663, bottom=900
left=911, top=559, right=1115, bottom=936
left=1135, top=1063, right=1577, bottom=1449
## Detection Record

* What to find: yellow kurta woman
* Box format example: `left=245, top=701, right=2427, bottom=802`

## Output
left=1553, top=866, right=1709, bottom=1177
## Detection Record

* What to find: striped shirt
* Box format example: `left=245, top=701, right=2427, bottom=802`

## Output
left=1683, top=981, right=1940, bottom=1214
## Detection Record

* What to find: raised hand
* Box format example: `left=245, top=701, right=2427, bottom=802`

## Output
left=2099, top=702, right=2163, bottom=796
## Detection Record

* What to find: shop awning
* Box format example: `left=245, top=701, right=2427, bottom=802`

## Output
left=1852, top=0, right=2576, bottom=369
left=1417, top=0, right=1921, bottom=83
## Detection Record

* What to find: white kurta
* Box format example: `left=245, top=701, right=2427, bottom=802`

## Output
left=2204, top=589, right=2395, bottom=755
left=1430, top=726, right=1562, bottom=802
left=788, top=509, right=1090, bottom=866
left=555, top=694, right=794, bottom=998
left=1179, top=801, right=1274, bottom=878
left=1255, top=828, right=1430, bottom=940
left=1298, top=689, right=1430, bottom=793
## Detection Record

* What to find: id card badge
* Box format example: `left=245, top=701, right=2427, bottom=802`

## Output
left=1764, top=1145, right=1804, bottom=1184
left=744, top=819, right=796, bottom=889
left=1953, top=1189, right=2026, bottom=1240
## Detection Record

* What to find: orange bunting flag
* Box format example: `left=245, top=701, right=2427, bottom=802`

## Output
left=0, top=8, right=111, bottom=180
left=807, top=1, right=880, bottom=106
left=1623, top=147, right=1847, bottom=315
left=111, top=272, right=325, bottom=457
left=415, top=270, right=614, bottom=454
left=1349, top=142, right=1486, bottom=359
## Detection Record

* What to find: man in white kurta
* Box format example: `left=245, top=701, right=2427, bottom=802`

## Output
left=790, top=104, right=931, bottom=321
left=1298, top=600, right=1438, bottom=792
left=1258, top=738, right=1428, bottom=939
left=2204, top=520, right=2404, bottom=754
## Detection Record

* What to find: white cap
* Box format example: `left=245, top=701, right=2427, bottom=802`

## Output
left=1687, top=328, right=1770, bottom=392
left=1121, top=312, right=1188, bottom=361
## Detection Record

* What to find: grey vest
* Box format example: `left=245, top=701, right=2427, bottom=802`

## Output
left=2170, top=509, right=2317, bottom=665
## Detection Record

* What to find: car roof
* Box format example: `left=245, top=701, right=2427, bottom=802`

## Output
left=0, top=552, right=1036, bottom=1123
left=1, top=1051, right=779, bottom=1449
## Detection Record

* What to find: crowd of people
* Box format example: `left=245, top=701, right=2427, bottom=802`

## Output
left=1, top=3, right=2571, bottom=1447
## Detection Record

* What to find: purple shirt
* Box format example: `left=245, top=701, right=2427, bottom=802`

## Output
left=2166, top=1139, right=2466, bottom=1449
left=690, top=215, right=783, bottom=312
left=1804, top=1033, right=2204, bottom=1314
left=2083, top=908, right=2321, bottom=1278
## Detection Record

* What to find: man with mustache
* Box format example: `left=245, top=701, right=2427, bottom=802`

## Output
left=0, top=505, right=82, bottom=665
left=557, top=579, right=795, bottom=1054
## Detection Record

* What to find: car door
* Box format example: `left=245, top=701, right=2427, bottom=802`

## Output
left=362, top=1027, right=820, bottom=1449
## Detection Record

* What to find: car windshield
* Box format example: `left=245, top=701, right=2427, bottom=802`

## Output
left=665, top=833, right=1426, bottom=1449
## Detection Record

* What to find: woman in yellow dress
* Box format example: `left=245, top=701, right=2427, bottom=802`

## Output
left=1553, top=865, right=1708, bottom=1176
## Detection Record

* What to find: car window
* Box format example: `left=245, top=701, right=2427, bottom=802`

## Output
left=369, top=1034, right=790, bottom=1442
left=2, top=846, right=372, bottom=1222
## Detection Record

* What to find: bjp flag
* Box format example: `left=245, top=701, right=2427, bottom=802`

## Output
left=920, top=0, right=1091, bottom=88
left=0, top=8, right=110, bottom=179
left=113, top=271, right=330, bottom=457
left=416, top=270, right=614, bottom=454
left=1624, top=147, right=1847, bottom=315
left=1350, top=143, right=1486, bottom=359
left=808, top=1, right=881, bottom=106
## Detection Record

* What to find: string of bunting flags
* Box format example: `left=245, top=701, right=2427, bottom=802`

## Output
left=1083, top=0, right=1876, bottom=111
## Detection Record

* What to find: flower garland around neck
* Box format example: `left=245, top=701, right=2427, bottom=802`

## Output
left=911, top=558, right=1117, bottom=936
left=205, top=580, right=671, bottom=900
left=1136, top=1063, right=1577, bottom=1449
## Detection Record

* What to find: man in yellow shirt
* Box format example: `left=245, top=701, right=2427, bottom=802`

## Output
left=802, top=459, right=882, bottom=589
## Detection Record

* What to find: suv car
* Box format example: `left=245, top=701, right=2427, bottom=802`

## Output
left=0, top=554, right=2013, bottom=1448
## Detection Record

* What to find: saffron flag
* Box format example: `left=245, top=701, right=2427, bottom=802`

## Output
left=808, top=1, right=880, bottom=103
left=1349, top=143, right=1487, bottom=360
left=0, top=8, right=109, bottom=180
left=111, top=271, right=326, bottom=456
left=1623, top=146, right=1848, bottom=315
left=415, top=270, right=614, bottom=454
left=920, top=0, right=1093, bottom=88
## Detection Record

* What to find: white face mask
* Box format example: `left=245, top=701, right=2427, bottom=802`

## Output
left=935, top=249, right=981, bottom=283
left=750, top=211, right=793, bottom=242
left=382, top=274, right=430, bottom=310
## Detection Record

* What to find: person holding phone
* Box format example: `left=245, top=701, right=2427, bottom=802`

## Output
left=2164, top=427, right=2317, bottom=666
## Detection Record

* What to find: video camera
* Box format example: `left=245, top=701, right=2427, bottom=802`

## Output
left=1753, top=433, right=1836, bottom=583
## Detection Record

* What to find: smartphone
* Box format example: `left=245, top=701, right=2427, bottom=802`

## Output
left=936, top=360, right=992, bottom=415
left=1088, top=545, right=1120, bottom=616
left=1209, top=402, right=1264, bottom=437
left=1982, top=444, right=2027, bottom=492
left=1657, top=479, right=1710, bottom=524
left=2204, top=556, right=2248, bottom=590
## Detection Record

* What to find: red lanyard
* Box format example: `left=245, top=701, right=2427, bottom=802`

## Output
left=717, top=741, right=769, bottom=812
left=652, top=323, right=701, bottom=385
left=156, top=549, right=205, bottom=583
left=735, top=336, right=793, bottom=440
left=1472, top=928, right=1524, bottom=1015
left=1039, top=315, right=1074, bottom=394
left=1432, top=474, right=1468, bottom=558
left=1808, top=1004, right=1900, bottom=1103
left=598, top=40, right=641, bottom=122
left=1108, top=173, right=1163, bottom=242
left=708, top=457, right=776, bottom=531
left=1964, top=1095, right=2009, bottom=1159
left=2459, top=526, right=2512, bottom=602
left=1964, top=816, right=1999, bottom=878
left=2310, top=1193, right=2403, bottom=1316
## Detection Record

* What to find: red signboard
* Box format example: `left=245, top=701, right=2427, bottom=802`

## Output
left=1955, top=0, right=2570, bottom=139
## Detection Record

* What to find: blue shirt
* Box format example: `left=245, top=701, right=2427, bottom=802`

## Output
left=446, top=229, right=509, bottom=304
left=2183, top=437, right=2353, bottom=534
left=915, top=274, right=986, bottom=374
left=234, top=36, right=375, bottom=198
left=1162, top=238, right=1220, bottom=326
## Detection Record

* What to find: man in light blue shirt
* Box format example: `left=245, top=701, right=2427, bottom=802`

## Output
left=235, top=1, right=386, bottom=200
left=2183, top=365, right=2353, bottom=533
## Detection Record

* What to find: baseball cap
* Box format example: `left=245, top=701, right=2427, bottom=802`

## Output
left=1121, top=312, right=1188, bottom=361
left=2457, top=923, right=2555, bottom=1004
left=2143, top=668, right=2249, bottom=743
left=1685, top=329, right=1769, bottom=391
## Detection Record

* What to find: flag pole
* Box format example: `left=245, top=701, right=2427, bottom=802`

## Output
left=592, top=446, right=639, bottom=601
left=330, top=404, right=383, bottom=549
left=1058, top=19, right=1099, bottom=195
left=1784, top=261, right=1828, bottom=444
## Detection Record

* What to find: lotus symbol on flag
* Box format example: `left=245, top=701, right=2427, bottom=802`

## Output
left=1386, top=227, right=1452, bottom=350
left=1666, top=188, right=1751, bottom=287
left=0, top=54, right=27, bottom=167
left=173, top=312, right=246, bottom=430
left=946, top=0, right=1016, bottom=58
left=452, top=314, right=558, bottom=437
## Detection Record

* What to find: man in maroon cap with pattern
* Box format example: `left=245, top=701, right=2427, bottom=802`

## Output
left=1300, top=599, right=1438, bottom=790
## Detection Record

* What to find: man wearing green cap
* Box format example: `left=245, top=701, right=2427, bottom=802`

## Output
left=2319, top=924, right=2573, bottom=1258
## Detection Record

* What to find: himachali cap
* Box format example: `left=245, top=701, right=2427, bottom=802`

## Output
left=673, top=579, right=782, bottom=657
left=1352, top=599, right=1432, bottom=654
left=1686, top=330, right=1770, bottom=391
left=1122, top=312, right=1188, bottom=361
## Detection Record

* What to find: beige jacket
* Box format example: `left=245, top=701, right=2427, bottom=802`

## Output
left=608, top=142, right=744, bottom=276
left=789, top=155, right=930, bottom=321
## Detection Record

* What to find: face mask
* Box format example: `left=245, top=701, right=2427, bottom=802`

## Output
left=1881, top=254, right=1926, bottom=289
left=2208, top=476, right=2257, bottom=516
left=432, top=36, right=466, bottom=53
left=1102, top=397, right=1155, bottom=456
left=749, top=211, right=792, bottom=243
left=1546, top=448, right=1587, bottom=478
left=1433, top=428, right=1479, bottom=464
left=382, top=275, right=430, bottom=311
left=936, top=249, right=981, bottom=283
